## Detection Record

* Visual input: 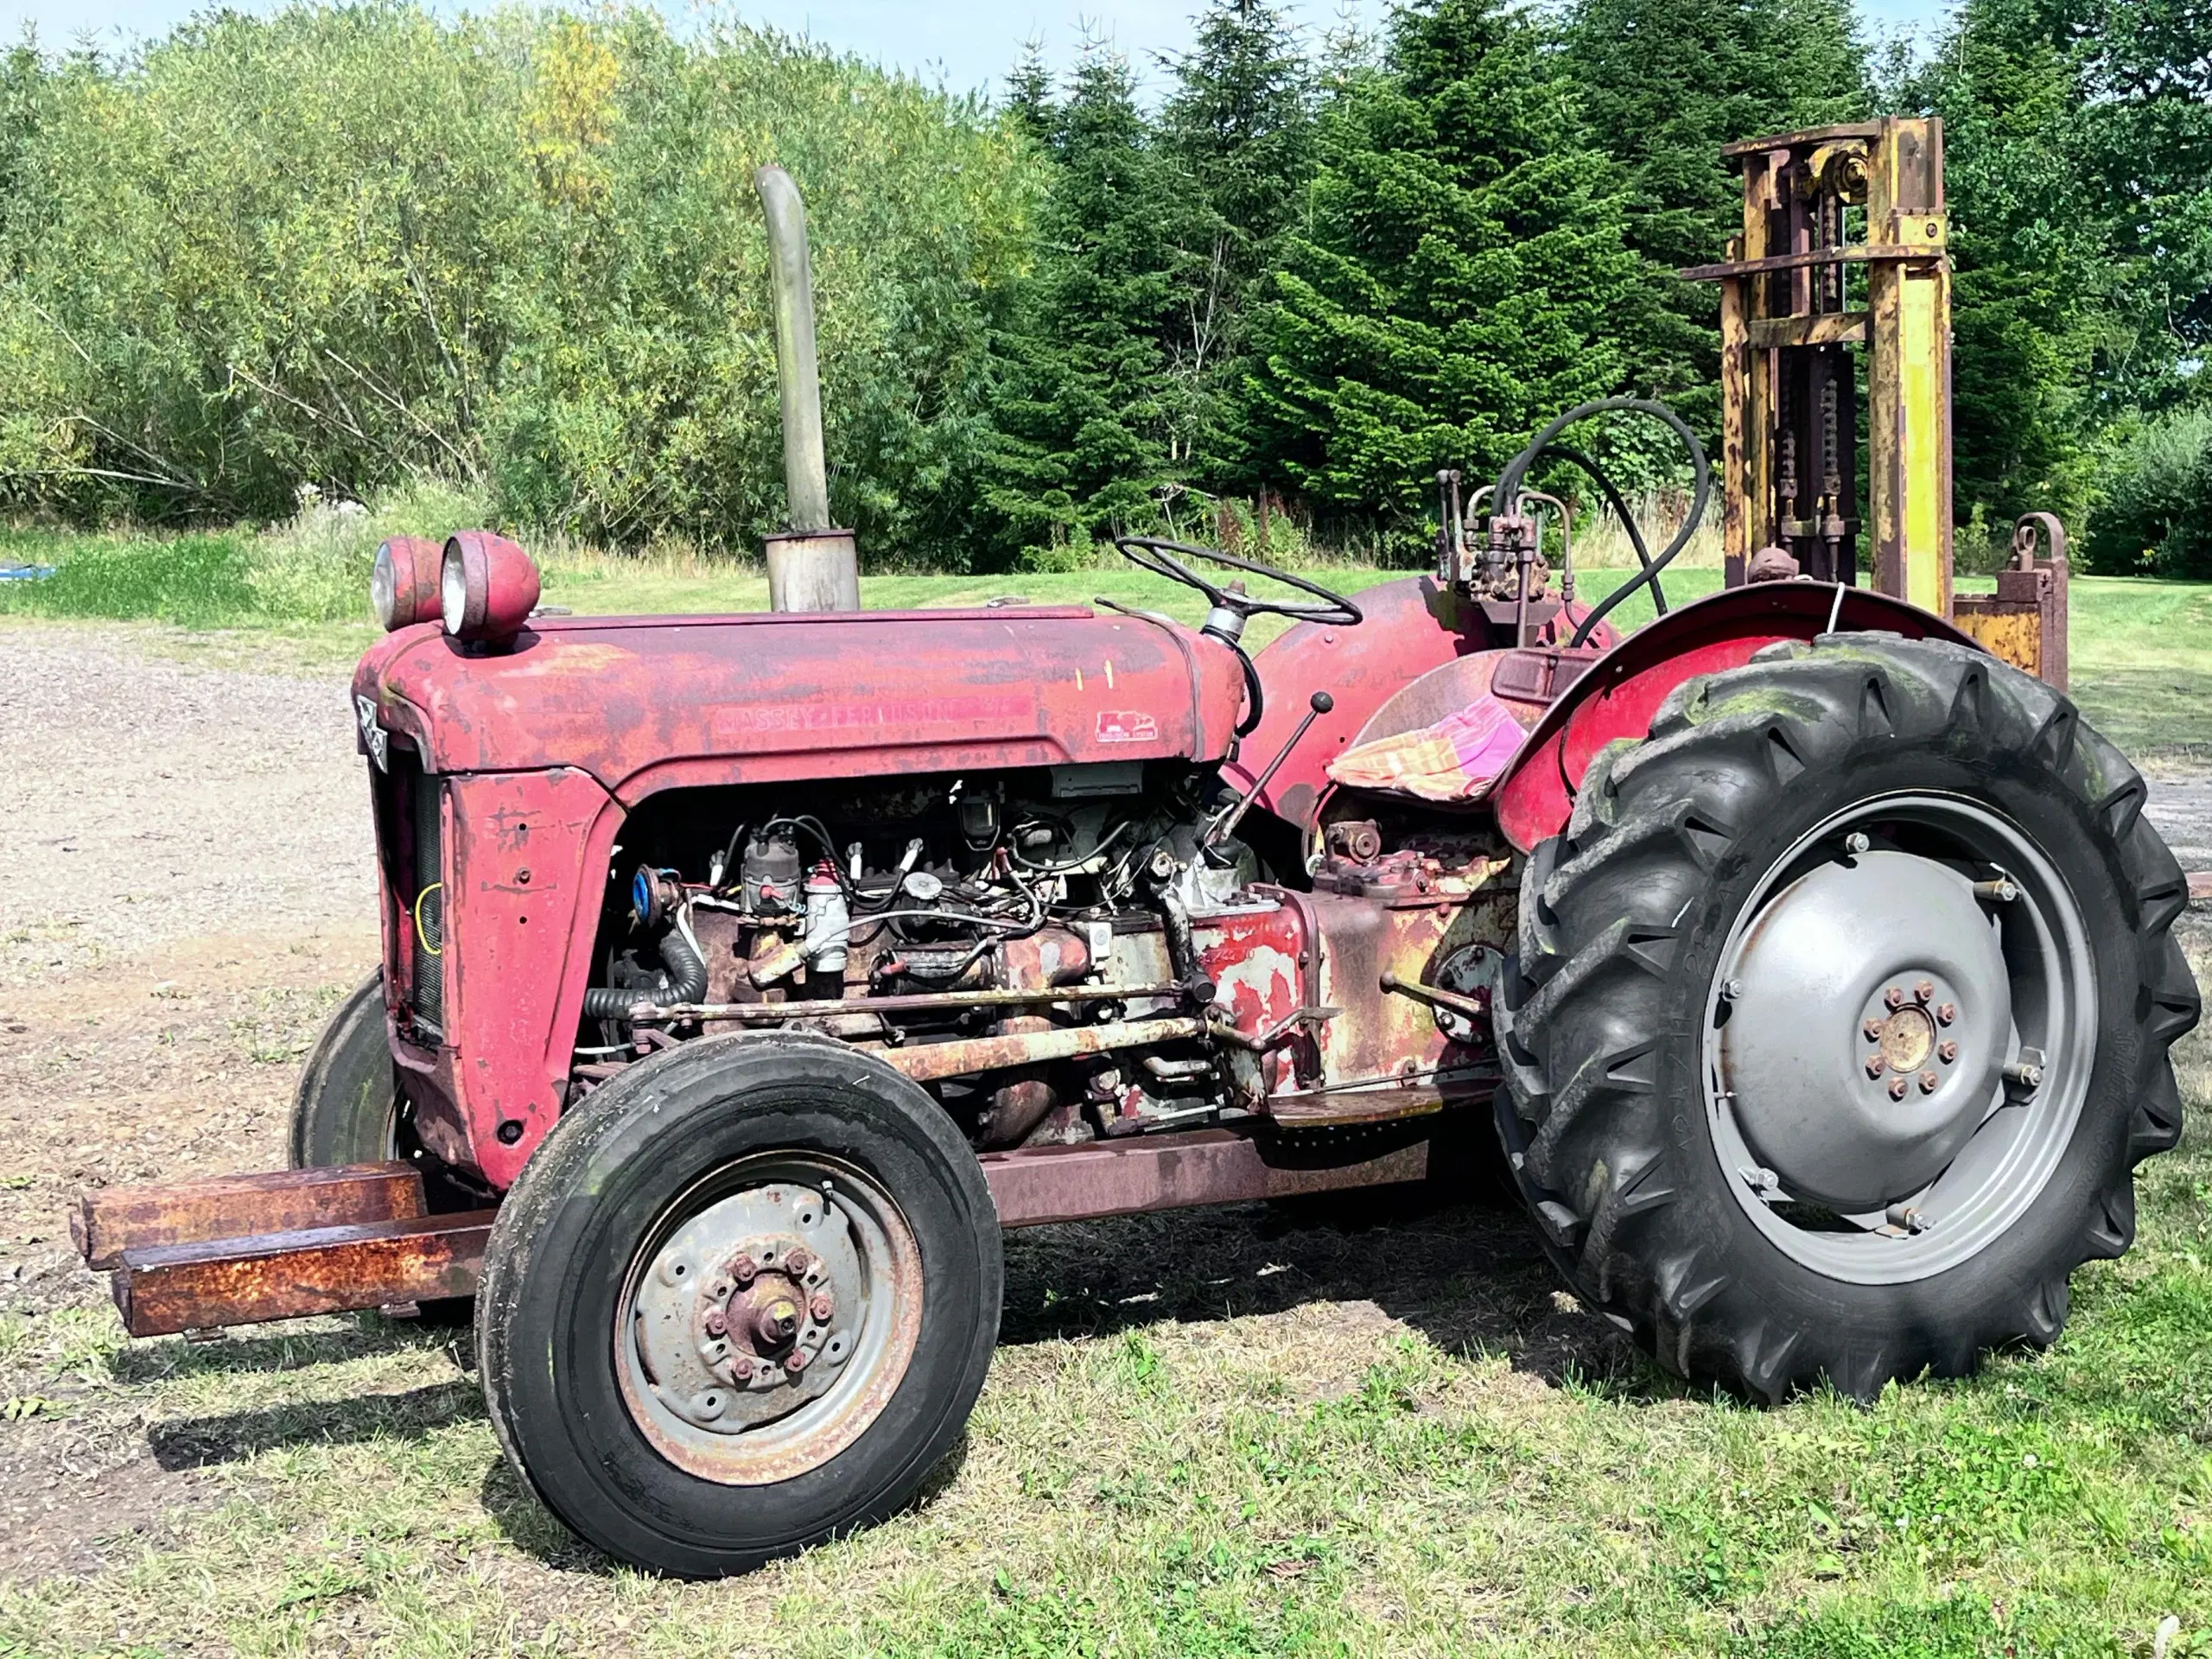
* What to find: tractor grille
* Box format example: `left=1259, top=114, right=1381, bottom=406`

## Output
left=408, top=760, right=445, bottom=1033
left=381, top=750, right=445, bottom=1037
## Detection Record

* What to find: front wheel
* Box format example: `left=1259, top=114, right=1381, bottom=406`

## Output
left=1497, top=634, right=2197, bottom=1402
left=476, top=1033, right=1002, bottom=1577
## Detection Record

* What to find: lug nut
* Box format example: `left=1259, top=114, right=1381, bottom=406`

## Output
left=1935, top=1002, right=1955, bottom=1027
left=1919, top=1070, right=1939, bottom=1094
left=810, top=1292, right=835, bottom=1322
left=785, top=1347, right=810, bottom=1375
left=785, top=1248, right=814, bottom=1279
left=729, top=1251, right=758, bottom=1286
left=1884, top=986, right=1906, bottom=1010
left=1888, top=1077, right=1910, bottom=1101
left=1863, top=1018, right=1884, bottom=1042
left=1937, top=1040, right=1957, bottom=1065
left=703, top=1308, right=728, bottom=1338
left=1913, top=980, right=1935, bottom=1003
left=1865, top=1054, right=1887, bottom=1078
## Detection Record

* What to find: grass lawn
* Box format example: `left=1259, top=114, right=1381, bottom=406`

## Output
left=1, top=985, right=2208, bottom=1657
left=3, top=526, right=2211, bottom=1654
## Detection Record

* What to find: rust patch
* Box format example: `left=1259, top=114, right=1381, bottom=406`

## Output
left=72, top=1161, right=424, bottom=1272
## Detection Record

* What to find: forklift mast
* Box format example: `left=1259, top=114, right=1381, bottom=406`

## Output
left=1685, top=118, right=2068, bottom=688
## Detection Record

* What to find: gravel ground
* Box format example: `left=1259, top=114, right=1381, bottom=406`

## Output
left=0, top=624, right=376, bottom=986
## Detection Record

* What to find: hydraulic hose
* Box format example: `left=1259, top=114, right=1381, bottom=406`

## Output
left=1536, top=442, right=1661, bottom=612
left=582, top=925, right=709, bottom=1020
left=1484, top=396, right=1710, bottom=650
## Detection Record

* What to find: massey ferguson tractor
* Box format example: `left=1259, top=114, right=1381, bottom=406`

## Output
left=70, top=124, right=2196, bottom=1577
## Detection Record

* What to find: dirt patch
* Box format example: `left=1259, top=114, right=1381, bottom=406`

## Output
left=0, top=623, right=372, bottom=985
left=0, top=1413, right=226, bottom=1580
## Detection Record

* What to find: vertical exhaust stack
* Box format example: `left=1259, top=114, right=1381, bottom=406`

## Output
left=756, top=163, right=861, bottom=613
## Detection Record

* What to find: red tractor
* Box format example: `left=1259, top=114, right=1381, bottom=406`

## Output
left=71, top=129, right=2196, bottom=1580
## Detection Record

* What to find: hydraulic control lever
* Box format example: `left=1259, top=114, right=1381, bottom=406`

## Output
left=1203, top=690, right=1332, bottom=857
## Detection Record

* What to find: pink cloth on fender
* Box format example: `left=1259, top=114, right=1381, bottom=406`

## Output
left=1325, top=694, right=1529, bottom=802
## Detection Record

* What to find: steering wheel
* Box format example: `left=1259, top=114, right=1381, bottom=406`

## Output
left=1114, top=537, right=1364, bottom=632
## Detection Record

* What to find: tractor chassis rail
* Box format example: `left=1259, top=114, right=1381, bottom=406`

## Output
left=77, top=1126, right=1431, bottom=1337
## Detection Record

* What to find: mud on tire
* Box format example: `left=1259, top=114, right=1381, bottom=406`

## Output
left=1494, top=632, right=2198, bottom=1402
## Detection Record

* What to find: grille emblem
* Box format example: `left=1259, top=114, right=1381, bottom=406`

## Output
left=355, top=695, right=389, bottom=772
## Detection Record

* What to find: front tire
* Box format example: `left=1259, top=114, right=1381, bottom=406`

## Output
left=476, top=1032, right=1002, bottom=1577
left=1496, top=634, right=2197, bottom=1401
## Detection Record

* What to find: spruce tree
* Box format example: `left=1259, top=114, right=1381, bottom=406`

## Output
left=1158, top=0, right=1314, bottom=483
left=1243, top=0, right=1640, bottom=533
left=1565, top=0, right=1867, bottom=426
left=977, top=37, right=1183, bottom=566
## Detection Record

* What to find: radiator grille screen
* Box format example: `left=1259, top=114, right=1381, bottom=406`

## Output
left=403, top=756, right=445, bottom=1033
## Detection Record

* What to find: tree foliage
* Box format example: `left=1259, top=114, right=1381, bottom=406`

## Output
left=1244, top=0, right=1640, bottom=531
left=0, top=5, right=1039, bottom=561
left=0, top=0, right=2205, bottom=573
left=1565, top=0, right=1867, bottom=431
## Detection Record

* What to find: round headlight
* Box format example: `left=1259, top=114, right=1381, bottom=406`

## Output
left=441, top=530, right=543, bottom=646
left=441, top=543, right=470, bottom=636
left=371, top=537, right=445, bottom=632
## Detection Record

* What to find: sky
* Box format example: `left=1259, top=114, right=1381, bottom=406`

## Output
left=9, top=0, right=1957, bottom=96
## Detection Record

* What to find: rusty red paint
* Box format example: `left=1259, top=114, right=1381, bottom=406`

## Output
left=1196, top=905, right=1306, bottom=1041
left=880, top=1016, right=1205, bottom=1085
left=355, top=608, right=1246, bottom=798
left=1491, top=583, right=1975, bottom=850
left=979, top=1124, right=1428, bottom=1228
left=385, top=766, right=622, bottom=1187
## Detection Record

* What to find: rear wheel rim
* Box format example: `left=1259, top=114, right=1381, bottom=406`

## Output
left=614, top=1150, right=923, bottom=1485
left=1702, top=791, right=2096, bottom=1285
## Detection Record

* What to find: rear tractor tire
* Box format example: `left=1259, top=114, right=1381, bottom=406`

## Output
left=1496, top=633, right=2198, bottom=1402
left=476, top=1033, right=1003, bottom=1577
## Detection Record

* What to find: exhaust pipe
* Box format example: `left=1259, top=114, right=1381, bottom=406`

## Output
left=755, top=163, right=860, bottom=612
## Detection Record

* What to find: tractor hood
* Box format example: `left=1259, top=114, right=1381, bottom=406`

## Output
left=352, top=606, right=1247, bottom=803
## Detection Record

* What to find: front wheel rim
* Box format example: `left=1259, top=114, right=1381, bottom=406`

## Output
left=1702, top=791, right=2097, bottom=1285
left=615, top=1151, right=923, bottom=1485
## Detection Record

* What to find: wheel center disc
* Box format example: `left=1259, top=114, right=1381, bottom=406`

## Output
left=616, top=1155, right=924, bottom=1486
left=1718, top=849, right=2011, bottom=1211
left=1877, top=1004, right=1936, bottom=1073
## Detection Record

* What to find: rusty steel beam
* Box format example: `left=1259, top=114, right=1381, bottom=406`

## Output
left=980, top=1124, right=1428, bottom=1229
left=880, top=1015, right=1205, bottom=1084
left=641, top=982, right=1182, bottom=1024
left=112, top=1209, right=498, bottom=1337
left=72, top=1161, right=425, bottom=1272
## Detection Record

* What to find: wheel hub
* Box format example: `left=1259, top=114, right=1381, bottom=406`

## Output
left=631, top=1184, right=862, bottom=1435
left=1719, top=850, right=2010, bottom=1212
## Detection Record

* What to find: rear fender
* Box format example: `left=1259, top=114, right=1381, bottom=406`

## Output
left=1490, top=583, right=1977, bottom=852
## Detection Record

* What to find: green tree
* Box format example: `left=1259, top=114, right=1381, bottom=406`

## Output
left=1157, top=0, right=1314, bottom=483
left=2071, top=0, right=2212, bottom=412
left=976, top=37, right=1185, bottom=565
left=1243, top=0, right=1640, bottom=539
left=0, top=7, right=1041, bottom=555
left=1910, top=0, right=2108, bottom=536
left=1565, top=0, right=1866, bottom=429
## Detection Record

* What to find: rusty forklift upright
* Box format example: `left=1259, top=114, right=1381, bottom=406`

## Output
left=1685, top=116, right=2069, bottom=687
